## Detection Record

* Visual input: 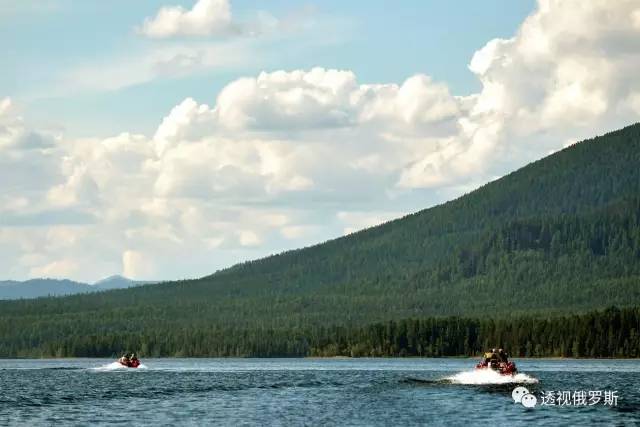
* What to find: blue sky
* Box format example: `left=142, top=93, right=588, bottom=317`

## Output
left=1, top=0, right=638, bottom=282
left=2, top=0, right=534, bottom=138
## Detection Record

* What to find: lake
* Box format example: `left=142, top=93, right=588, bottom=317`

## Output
left=1, top=358, right=638, bottom=425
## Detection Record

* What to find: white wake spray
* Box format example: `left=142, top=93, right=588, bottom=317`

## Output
left=91, top=362, right=148, bottom=371
left=445, top=369, right=538, bottom=385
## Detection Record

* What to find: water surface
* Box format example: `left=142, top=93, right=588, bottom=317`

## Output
left=1, top=358, right=638, bottom=426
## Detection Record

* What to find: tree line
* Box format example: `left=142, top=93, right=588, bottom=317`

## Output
left=1, top=307, right=638, bottom=358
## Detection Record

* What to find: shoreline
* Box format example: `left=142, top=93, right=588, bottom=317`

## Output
left=2, top=356, right=639, bottom=360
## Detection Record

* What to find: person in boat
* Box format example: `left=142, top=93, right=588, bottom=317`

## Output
left=120, top=353, right=130, bottom=364
left=489, top=349, right=500, bottom=368
left=481, top=350, right=497, bottom=368
left=490, top=357, right=499, bottom=369
left=477, top=348, right=516, bottom=374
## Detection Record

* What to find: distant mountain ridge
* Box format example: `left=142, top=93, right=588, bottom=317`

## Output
left=0, top=275, right=154, bottom=299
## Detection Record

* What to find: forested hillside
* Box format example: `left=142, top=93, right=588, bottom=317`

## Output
left=1, top=123, right=639, bottom=357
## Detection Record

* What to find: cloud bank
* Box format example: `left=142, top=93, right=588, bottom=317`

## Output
left=2, top=0, right=640, bottom=281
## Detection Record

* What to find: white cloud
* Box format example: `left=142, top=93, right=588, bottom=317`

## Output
left=0, top=97, right=64, bottom=208
left=399, top=0, right=640, bottom=189
left=633, top=8, right=640, bottom=29
left=140, top=0, right=235, bottom=39
left=137, top=0, right=292, bottom=40
left=0, top=97, right=11, bottom=115
left=3, top=0, right=640, bottom=282
left=65, top=42, right=254, bottom=92
left=212, top=68, right=461, bottom=132
left=30, top=259, right=79, bottom=279
left=337, top=211, right=403, bottom=235
left=215, top=68, right=359, bottom=129
left=357, top=75, right=460, bottom=132
left=238, top=230, right=261, bottom=247
left=123, top=250, right=156, bottom=279
left=280, top=225, right=315, bottom=240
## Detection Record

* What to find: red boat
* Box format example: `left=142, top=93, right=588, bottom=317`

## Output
left=475, top=349, right=517, bottom=375
left=118, top=355, right=141, bottom=368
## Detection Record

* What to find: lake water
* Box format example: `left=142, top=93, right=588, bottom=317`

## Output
left=1, top=358, right=638, bottom=426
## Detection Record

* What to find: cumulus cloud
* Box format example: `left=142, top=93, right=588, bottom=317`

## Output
left=215, top=68, right=359, bottom=129
left=399, top=0, right=640, bottom=188
left=137, top=0, right=290, bottom=40
left=3, top=0, right=640, bottom=282
left=212, top=68, right=461, bottom=132
left=140, top=0, right=235, bottom=38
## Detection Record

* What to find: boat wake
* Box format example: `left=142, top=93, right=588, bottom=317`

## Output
left=445, top=369, right=538, bottom=385
left=91, top=362, right=148, bottom=371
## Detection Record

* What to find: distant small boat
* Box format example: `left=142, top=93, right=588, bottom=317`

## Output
left=118, top=355, right=141, bottom=368
left=475, top=349, right=517, bottom=375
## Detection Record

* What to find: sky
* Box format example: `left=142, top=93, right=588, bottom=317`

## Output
left=1, top=0, right=640, bottom=282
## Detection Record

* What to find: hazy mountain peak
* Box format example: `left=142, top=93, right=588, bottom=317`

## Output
left=0, top=275, right=154, bottom=299
left=94, top=275, right=132, bottom=285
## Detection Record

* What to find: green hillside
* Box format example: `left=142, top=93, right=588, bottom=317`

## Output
left=1, top=123, right=640, bottom=357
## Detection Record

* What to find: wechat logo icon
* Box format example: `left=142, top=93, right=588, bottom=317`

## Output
left=512, top=386, right=537, bottom=408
